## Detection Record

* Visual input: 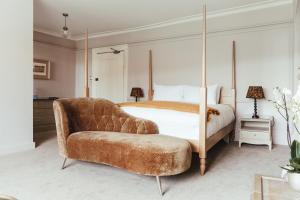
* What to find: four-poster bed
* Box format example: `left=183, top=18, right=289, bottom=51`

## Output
left=82, top=5, right=236, bottom=175
left=120, top=6, right=237, bottom=175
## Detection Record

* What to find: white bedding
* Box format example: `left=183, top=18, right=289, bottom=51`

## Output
left=121, top=104, right=235, bottom=140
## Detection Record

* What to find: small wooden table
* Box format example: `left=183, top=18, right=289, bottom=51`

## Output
left=252, top=175, right=300, bottom=200
left=33, top=98, right=58, bottom=132
left=239, top=116, right=274, bottom=150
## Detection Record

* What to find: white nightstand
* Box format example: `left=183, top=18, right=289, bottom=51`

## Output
left=239, top=116, right=274, bottom=150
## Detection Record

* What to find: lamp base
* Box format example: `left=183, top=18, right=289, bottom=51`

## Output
left=252, top=114, right=259, bottom=119
left=252, top=98, right=259, bottom=118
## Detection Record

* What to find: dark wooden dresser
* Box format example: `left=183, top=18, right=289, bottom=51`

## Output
left=33, top=98, right=57, bottom=133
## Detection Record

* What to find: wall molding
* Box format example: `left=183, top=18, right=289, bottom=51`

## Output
left=34, top=27, right=64, bottom=39
left=73, top=0, right=292, bottom=40
left=75, top=21, right=292, bottom=50
left=127, top=21, right=292, bottom=47
left=34, top=0, right=293, bottom=41
left=34, top=40, right=77, bottom=50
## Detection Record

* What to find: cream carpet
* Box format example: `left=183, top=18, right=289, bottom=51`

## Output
left=0, top=131, right=289, bottom=200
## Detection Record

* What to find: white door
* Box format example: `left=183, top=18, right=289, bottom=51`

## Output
left=92, top=50, right=125, bottom=103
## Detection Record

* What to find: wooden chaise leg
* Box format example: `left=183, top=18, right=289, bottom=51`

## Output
left=200, top=157, right=206, bottom=176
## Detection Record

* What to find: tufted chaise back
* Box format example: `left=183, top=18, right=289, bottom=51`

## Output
left=53, top=98, right=159, bottom=157
left=56, top=98, right=158, bottom=134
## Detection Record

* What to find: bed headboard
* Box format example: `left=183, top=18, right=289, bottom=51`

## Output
left=148, top=41, right=237, bottom=112
left=219, top=88, right=236, bottom=111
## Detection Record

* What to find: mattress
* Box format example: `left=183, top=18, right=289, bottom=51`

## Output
left=121, top=104, right=235, bottom=140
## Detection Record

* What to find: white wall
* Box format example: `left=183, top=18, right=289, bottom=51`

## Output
left=73, top=2, right=295, bottom=145
left=294, top=0, right=300, bottom=88
left=0, top=1, right=34, bottom=155
left=75, top=23, right=293, bottom=145
left=127, top=24, right=293, bottom=145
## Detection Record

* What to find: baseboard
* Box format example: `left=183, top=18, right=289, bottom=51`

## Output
left=0, top=142, right=35, bottom=156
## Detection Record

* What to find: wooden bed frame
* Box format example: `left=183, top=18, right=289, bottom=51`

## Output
left=83, top=5, right=236, bottom=176
left=147, top=6, right=237, bottom=175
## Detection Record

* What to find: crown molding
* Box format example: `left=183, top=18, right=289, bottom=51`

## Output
left=34, top=0, right=293, bottom=41
left=123, top=22, right=291, bottom=49
left=34, top=27, right=63, bottom=38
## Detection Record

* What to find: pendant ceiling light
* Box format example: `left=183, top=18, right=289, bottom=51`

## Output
left=62, top=13, right=69, bottom=38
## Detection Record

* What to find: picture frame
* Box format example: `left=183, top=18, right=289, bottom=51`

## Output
left=33, top=59, right=51, bottom=80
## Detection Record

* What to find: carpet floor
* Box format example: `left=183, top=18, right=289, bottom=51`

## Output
left=0, top=131, right=289, bottom=200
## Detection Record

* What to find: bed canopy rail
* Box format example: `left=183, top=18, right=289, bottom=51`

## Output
left=146, top=5, right=236, bottom=176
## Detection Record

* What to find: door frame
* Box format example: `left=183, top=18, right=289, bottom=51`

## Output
left=91, top=44, right=128, bottom=102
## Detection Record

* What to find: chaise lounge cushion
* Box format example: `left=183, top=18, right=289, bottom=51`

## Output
left=67, top=131, right=192, bottom=176
left=54, top=98, right=192, bottom=177
left=53, top=98, right=159, bottom=157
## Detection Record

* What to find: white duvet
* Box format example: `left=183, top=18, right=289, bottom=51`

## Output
left=121, top=104, right=235, bottom=140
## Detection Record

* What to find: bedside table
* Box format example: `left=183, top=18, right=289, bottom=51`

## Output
left=239, top=116, right=274, bottom=150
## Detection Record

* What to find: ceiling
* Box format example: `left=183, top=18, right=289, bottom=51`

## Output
left=34, top=0, right=293, bottom=40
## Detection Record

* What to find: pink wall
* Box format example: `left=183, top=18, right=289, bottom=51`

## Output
left=33, top=41, right=76, bottom=98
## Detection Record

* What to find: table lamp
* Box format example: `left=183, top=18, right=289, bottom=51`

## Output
left=246, top=86, right=265, bottom=118
left=130, top=87, right=144, bottom=102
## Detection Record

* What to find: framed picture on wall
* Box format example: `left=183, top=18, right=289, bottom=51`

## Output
left=33, top=59, right=51, bottom=80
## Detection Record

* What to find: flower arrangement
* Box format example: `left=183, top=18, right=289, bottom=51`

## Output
left=271, top=87, right=300, bottom=175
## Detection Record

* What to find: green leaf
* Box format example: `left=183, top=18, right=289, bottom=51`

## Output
left=290, top=158, right=300, bottom=170
left=291, top=140, right=300, bottom=159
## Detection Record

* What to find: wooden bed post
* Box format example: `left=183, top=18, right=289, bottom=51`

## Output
left=199, top=4, right=207, bottom=176
left=83, top=29, right=89, bottom=97
left=232, top=41, right=236, bottom=110
left=230, top=41, right=237, bottom=141
left=148, top=50, right=154, bottom=100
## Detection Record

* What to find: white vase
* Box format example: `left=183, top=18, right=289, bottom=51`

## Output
left=288, top=172, right=300, bottom=191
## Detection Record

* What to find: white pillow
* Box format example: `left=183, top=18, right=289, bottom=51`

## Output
left=208, top=84, right=220, bottom=104
left=183, top=84, right=220, bottom=105
left=216, top=85, right=221, bottom=103
left=182, top=85, right=200, bottom=104
left=153, top=84, right=184, bottom=102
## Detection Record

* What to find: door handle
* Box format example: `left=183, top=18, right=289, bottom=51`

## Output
left=95, top=77, right=99, bottom=81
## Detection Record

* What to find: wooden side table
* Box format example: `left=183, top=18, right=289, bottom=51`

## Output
left=239, top=116, right=274, bottom=150
left=252, top=175, right=300, bottom=200
left=33, top=98, right=57, bottom=133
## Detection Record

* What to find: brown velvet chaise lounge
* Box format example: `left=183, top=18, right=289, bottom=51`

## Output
left=53, top=98, right=192, bottom=195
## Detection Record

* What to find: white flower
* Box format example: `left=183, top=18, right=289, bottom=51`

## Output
left=273, top=86, right=300, bottom=136
left=273, top=88, right=283, bottom=105
left=273, top=87, right=281, bottom=96
left=292, top=87, right=300, bottom=117
left=293, top=96, right=300, bottom=104
left=293, top=86, right=300, bottom=103
left=282, top=88, right=292, bottom=96
left=296, top=85, right=300, bottom=95
left=297, top=111, right=300, bottom=120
